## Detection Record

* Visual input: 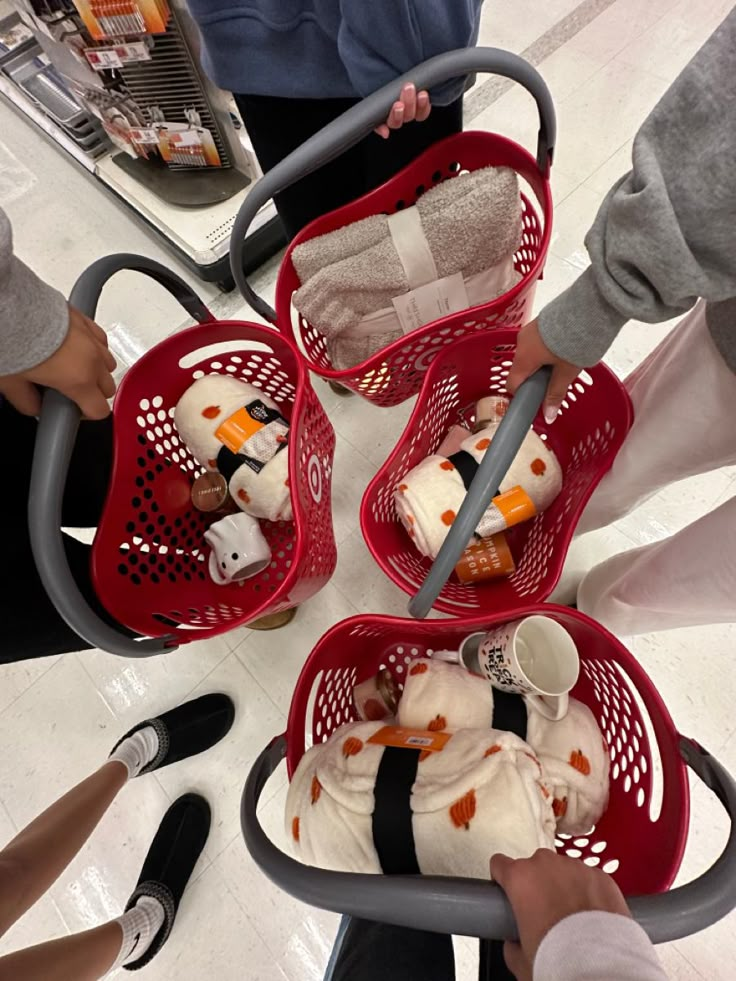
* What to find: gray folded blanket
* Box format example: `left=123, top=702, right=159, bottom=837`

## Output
left=292, top=166, right=522, bottom=369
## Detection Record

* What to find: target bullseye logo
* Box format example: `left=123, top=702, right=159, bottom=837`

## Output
left=413, top=344, right=443, bottom=372
left=308, top=454, right=322, bottom=503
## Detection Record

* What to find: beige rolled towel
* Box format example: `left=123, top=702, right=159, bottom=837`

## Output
left=292, top=167, right=522, bottom=368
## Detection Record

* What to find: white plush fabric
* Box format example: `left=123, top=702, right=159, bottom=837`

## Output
left=286, top=721, right=556, bottom=879
left=394, top=417, right=562, bottom=559
left=526, top=697, right=611, bottom=835
left=398, top=658, right=493, bottom=732
left=174, top=374, right=292, bottom=522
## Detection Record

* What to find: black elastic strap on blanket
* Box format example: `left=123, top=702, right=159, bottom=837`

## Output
left=370, top=692, right=527, bottom=875
left=372, top=746, right=421, bottom=875
left=448, top=449, right=479, bottom=491
left=492, top=689, right=528, bottom=740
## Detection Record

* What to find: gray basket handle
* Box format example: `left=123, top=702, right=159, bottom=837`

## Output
left=28, top=255, right=212, bottom=658
left=408, top=366, right=551, bottom=618
left=241, top=734, right=736, bottom=944
left=231, top=47, right=556, bottom=322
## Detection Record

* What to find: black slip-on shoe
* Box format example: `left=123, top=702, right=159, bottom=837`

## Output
left=110, top=693, right=235, bottom=776
left=123, top=793, right=211, bottom=971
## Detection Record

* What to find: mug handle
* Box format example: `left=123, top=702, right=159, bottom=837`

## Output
left=526, top=692, right=568, bottom=722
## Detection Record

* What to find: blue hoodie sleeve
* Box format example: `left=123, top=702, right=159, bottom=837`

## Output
left=336, top=0, right=483, bottom=104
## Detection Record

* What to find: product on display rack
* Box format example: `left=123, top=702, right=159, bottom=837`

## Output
left=72, top=0, right=170, bottom=40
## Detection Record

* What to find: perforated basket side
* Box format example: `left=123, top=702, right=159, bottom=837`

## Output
left=275, top=130, right=553, bottom=406
left=286, top=608, right=688, bottom=897
left=360, top=329, right=633, bottom=615
left=92, top=321, right=336, bottom=639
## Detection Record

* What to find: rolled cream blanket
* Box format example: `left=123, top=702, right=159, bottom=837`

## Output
left=395, top=421, right=562, bottom=559
left=174, top=375, right=292, bottom=522
left=286, top=721, right=556, bottom=879
left=291, top=167, right=522, bottom=369
left=526, top=697, right=610, bottom=835
left=398, top=658, right=493, bottom=732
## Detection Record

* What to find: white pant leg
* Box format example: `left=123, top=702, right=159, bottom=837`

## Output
left=578, top=494, right=736, bottom=634
left=578, top=301, right=736, bottom=535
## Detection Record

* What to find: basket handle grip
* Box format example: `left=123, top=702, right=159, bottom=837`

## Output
left=408, top=365, right=551, bottom=618
left=231, top=46, right=556, bottom=323
left=28, top=256, right=212, bottom=658
left=241, top=734, right=736, bottom=944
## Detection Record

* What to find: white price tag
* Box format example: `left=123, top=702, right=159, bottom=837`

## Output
left=129, top=127, right=159, bottom=145
left=86, top=48, right=123, bottom=70
left=392, top=272, right=469, bottom=335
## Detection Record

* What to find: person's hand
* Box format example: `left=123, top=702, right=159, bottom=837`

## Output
left=491, top=849, right=631, bottom=980
left=506, top=319, right=581, bottom=424
left=0, top=305, right=116, bottom=419
left=375, top=82, right=431, bottom=139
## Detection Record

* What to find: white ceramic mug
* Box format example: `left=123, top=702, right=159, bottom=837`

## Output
left=463, top=617, right=579, bottom=721
left=204, top=512, right=271, bottom=585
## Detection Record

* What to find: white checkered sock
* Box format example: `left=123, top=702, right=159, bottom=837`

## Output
left=108, top=726, right=159, bottom=779
left=109, top=895, right=165, bottom=971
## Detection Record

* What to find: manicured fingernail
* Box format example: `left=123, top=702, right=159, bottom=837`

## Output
left=544, top=405, right=559, bottom=424
left=403, top=83, right=415, bottom=94
left=394, top=102, right=404, bottom=114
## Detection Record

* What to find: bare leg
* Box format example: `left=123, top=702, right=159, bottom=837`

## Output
left=0, top=761, right=127, bottom=937
left=0, top=921, right=123, bottom=981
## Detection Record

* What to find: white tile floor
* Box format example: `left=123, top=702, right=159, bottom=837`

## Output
left=1, top=1, right=734, bottom=978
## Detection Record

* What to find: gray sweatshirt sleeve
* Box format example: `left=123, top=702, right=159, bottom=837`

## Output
left=0, top=206, right=69, bottom=376
left=534, top=911, right=668, bottom=981
left=538, top=9, right=736, bottom=367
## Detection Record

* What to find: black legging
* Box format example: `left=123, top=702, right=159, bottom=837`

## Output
left=327, top=917, right=514, bottom=981
left=2, top=399, right=117, bottom=662
left=235, top=93, right=464, bottom=239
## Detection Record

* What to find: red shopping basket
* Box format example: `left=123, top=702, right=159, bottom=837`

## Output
left=29, top=257, right=337, bottom=656
left=361, top=329, right=633, bottom=616
left=243, top=609, right=736, bottom=942
left=285, top=609, right=688, bottom=896
left=230, top=48, right=555, bottom=407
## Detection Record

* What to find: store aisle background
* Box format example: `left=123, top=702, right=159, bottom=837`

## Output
left=1, top=0, right=735, bottom=977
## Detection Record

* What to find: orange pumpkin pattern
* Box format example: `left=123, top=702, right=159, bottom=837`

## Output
left=569, top=749, right=591, bottom=776
left=427, top=714, right=447, bottom=732
left=284, top=478, right=290, bottom=487
left=292, top=816, right=300, bottom=842
left=410, top=662, right=429, bottom=676
left=208, top=459, right=218, bottom=469
left=202, top=405, right=220, bottom=419
left=449, top=789, right=477, bottom=830
left=398, top=483, right=408, bottom=494
left=237, top=489, right=251, bottom=504
left=484, top=744, right=502, bottom=757
left=552, top=796, right=568, bottom=819
left=440, top=460, right=455, bottom=471
left=530, top=458, right=547, bottom=476
left=441, top=510, right=456, bottom=526
left=475, top=438, right=491, bottom=451
left=343, top=737, right=364, bottom=758
left=311, top=776, right=322, bottom=805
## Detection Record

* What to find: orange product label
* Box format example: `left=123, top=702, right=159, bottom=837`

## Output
left=368, top=726, right=452, bottom=754
left=455, top=532, right=515, bottom=583
left=215, top=406, right=265, bottom=454
left=493, top=485, right=536, bottom=527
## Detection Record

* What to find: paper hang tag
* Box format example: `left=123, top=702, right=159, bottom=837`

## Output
left=368, top=726, right=452, bottom=753
left=391, top=272, right=469, bottom=335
